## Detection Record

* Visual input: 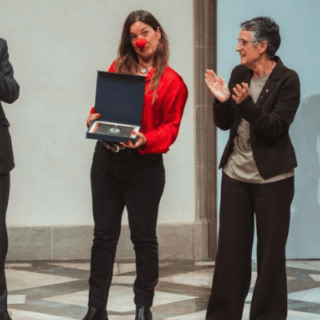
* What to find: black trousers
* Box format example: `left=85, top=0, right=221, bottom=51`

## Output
left=88, top=142, right=165, bottom=309
left=0, top=173, right=10, bottom=312
left=206, top=173, right=294, bottom=320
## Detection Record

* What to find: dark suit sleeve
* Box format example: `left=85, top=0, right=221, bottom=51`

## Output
left=212, top=69, right=238, bottom=130
left=237, top=71, right=300, bottom=139
left=0, top=40, right=20, bottom=104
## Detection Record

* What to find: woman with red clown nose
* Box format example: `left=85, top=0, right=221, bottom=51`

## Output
left=83, top=10, right=188, bottom=320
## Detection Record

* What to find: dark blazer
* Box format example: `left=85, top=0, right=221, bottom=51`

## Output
left=214, top=56, right=300, bottom=179
left=0, top=38, right=20, bottom=174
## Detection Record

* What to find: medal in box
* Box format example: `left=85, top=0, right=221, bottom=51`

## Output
left=86, top=71, right=146, bottom=143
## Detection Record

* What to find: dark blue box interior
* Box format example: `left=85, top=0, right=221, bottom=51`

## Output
left=86, top=71, right=146, bottom=143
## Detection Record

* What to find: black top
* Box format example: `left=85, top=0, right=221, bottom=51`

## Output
left=214, top=56, right=300, bottom=179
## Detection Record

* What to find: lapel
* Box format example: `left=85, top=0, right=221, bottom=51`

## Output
left=238, top=68, right=252, bottom=87
left=234, top=67, right=252, bottom=125
left=255, top=56, right=283, bottom=106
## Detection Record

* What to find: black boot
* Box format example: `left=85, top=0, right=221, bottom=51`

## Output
left=135, top=306, right=152, bottom=320
left=81, top=307, right=108, bottom=320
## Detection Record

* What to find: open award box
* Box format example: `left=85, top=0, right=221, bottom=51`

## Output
left=86, top=71, right=146, bottom=143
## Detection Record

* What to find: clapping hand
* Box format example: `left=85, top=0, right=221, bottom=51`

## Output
left=231, top=83, right=249, bottom=104
left=205, top=70, right=230, bottom=103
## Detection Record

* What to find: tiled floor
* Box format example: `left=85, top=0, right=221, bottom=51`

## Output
left=5, top=260, right=320, bottom=319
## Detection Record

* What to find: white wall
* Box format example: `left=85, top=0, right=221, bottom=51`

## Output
left=217, top=0, right=320, bottom=258
left=0, top=0, right=194, bottom=227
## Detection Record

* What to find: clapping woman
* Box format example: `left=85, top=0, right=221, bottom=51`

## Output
left=205, top=17, right=300, bottom=320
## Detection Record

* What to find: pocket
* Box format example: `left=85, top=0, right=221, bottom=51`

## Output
left=92, top=141, right=113, bottom=169
left=94, top=140, right=101, bottom=152
left=128, top=149, right=161, bottom=165
left=128, top=149, right=143, bottom=161
left=92, top=141, right=103, bottom=164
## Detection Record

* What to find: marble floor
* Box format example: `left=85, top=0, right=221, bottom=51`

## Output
left=4, top=259, right=320, bottom=319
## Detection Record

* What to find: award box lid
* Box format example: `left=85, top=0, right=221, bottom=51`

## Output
left=94, top=71, right=146, bottom=126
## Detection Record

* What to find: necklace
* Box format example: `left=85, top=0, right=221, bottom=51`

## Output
left=139, top=63, right=153, bottom=74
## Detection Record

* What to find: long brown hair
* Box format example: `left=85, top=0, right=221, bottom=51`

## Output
left=115, top=10, right=169, bottom=103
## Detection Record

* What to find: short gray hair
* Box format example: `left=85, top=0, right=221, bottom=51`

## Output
left=241, top=17, right=281, bottom=59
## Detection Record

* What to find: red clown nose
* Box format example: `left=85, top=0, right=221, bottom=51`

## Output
left=135, top=38, right=147, bottom=48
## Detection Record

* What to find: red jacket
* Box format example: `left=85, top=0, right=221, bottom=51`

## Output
left=107, top=61, right=188, bottom=154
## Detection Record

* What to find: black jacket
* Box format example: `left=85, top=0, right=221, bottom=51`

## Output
left=0, top=38, right=20, bottom=174
left=214, top=56, right=300, bottom=179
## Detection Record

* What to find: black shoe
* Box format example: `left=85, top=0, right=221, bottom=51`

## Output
left=0, top=312, right=12, bottom=320
left=81, top=307, right=108, bottom=320
left=135, top=306, right=152, bottom=320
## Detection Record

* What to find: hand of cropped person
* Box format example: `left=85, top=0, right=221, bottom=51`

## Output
left=205, top=69, right=230, bottom=103
left=86, top=107, right=101, bottom=128
left=120, top=131, right=147, bottom=149
left=232, top=82, right=249, bottom=104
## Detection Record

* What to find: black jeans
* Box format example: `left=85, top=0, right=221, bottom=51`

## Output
left=0, top=173, right=10, bottom=312
left=206, top=173, right=294, bottom=320
left=88, top=141, right=165, bottom=309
